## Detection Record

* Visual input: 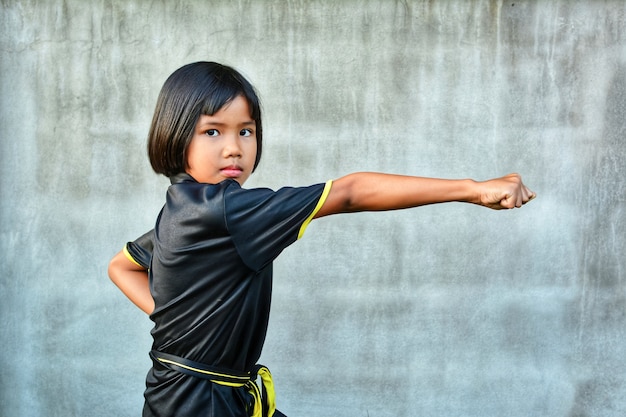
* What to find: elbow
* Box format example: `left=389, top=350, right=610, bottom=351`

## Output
left=107, top=252, right=124, bottom=285
left=315, top=173, right=373, bottom=217
left=331, top=174, right=362, bottom=213
left=107, top=258, right=118, bottom=284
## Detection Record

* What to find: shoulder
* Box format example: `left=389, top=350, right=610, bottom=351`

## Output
left=224, top=182, right=329, bottom=223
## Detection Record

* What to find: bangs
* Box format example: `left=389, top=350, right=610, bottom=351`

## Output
left=198, top=70, right=261, bottom=120
left=200, top=88, right=240, bottom=116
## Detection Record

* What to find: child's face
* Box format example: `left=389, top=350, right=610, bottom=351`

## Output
left=186, top=95, right=258, bottom=185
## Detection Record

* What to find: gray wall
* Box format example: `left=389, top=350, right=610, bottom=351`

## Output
left=1, top=1, right=625, bottom=416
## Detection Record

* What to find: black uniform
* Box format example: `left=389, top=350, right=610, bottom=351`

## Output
left=124, top=173, right=331, bottom=417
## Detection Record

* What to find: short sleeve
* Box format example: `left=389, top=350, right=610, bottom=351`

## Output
left=225, top=180, right=332, bottom=271
left=124, top=229, right=155, bottom=269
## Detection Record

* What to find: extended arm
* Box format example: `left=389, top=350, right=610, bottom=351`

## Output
left=314, top=172, right=535, bottom=218
left=108, top=250, right=154, bottom=315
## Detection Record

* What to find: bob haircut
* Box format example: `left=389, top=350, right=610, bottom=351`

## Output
left=147, top=62, right=263, bottom=178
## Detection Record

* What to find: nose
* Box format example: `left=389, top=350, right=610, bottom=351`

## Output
left=222, top=134, right=242, bottom=159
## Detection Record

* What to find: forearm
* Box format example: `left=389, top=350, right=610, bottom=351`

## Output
left=316, top=172, right=478, bottom=216
left=345, top=172, right=478, bottom=211
left=108, top=250, right=154, bottom=315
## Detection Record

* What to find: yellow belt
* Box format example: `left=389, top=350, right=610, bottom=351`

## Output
left=150, top=350, right=276, bottom=417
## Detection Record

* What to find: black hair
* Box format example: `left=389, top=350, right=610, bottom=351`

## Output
left=147, top=62, right=263, bottom=177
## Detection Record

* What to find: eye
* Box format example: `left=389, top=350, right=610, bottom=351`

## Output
left=240, top=128, right=254, bottom=137
left=205, top=129, right=219, bottom=137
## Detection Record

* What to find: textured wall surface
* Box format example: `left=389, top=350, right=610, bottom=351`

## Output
left=1, top=1, right=625, bottom=416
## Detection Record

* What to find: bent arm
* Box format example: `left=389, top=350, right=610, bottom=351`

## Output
left=108, top=250, right=154, bottom=315
left=314, top=172, right=535, bottom=218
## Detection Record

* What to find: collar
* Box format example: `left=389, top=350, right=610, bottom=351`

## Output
left=170, top=173, right=196, bottom=185
left=169, top=173, right=240, bottom=188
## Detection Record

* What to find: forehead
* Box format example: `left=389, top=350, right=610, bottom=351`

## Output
left=198, top=96, right=255, bottom=125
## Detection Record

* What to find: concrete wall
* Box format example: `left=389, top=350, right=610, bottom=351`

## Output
left=1, top=1, right=625, bottom=416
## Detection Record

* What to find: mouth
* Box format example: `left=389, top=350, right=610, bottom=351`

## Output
left=220, top=165, right=244, bottom=178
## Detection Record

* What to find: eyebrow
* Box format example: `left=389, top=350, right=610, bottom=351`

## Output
left=198, top=120, right=256, bottom=128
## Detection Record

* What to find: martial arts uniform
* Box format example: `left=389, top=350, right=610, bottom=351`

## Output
left=124, top=173, right=332, bottom=417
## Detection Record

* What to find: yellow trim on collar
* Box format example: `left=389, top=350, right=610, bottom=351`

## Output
left=297, top=180, right=333, bottom=239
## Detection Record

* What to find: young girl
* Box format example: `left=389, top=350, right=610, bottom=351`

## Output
left=108, top=61, right=535, bottom=417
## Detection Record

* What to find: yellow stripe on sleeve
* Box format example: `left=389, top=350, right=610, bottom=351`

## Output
left=297, top=180, right=333, bottom=239
left=123, top=245, right=143, bottom=268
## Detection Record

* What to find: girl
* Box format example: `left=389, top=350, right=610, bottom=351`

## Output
left=108, top=61, right=535, bottom=417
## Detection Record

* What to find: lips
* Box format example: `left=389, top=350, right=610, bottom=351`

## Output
left=220, top=165, right=243, bottom=178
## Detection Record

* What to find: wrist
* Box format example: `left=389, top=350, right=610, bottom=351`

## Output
left=462, top=179, right=481, bottom=204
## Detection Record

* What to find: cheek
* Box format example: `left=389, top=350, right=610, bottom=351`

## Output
left=248, top=140, right=259, bottom=161
left=185, top=137, right=211, bottom=168
left=185, top=141, right=199, bottom=167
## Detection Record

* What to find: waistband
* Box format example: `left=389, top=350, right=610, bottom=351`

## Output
left=150, top=350, right=276, bottom=417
